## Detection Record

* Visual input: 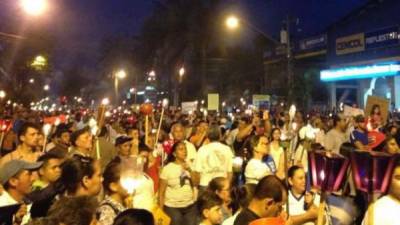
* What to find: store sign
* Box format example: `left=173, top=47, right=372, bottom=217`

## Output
left=365, top=26, right=400, bottom=49
left=320, top=63, right=400, bottom=82
left=336, top=33, right=365, bottom=55
left=299, top=34, right=327, bottom=51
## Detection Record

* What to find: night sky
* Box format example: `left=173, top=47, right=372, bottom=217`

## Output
left=1, top=0, right=370, bottom=66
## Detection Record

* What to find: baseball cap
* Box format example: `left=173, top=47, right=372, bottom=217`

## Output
left=115, top=136, right=133, bottom=146
left=0, top=160, right=43, bottom=185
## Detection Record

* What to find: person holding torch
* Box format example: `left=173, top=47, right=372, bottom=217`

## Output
left=97, top=159, right=133, bottom=225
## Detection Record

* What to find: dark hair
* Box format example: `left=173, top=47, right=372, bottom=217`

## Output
left=254, top=175, right=286, bottom=202
left=60, top=155, right=96, bottom=195
left=371, top=104, right=381, bottom=115
left=208, top=177, right=228, bottom=192
left=98, top=126, right=108, bottom=138
left=197, top=191, right=223, bottom=219
left=248, top=135, right=265, bottom=154
left=232, top=183, right=256, bottom=210
left=27, top=218, right=59, bottom=225
left=18, top=122, right=39, bottom=142
left=333, top=115, right=342, bottom=127
left=46, top=196, right=98, bottom=225
left=166, top=141, right=185, bottom=163
left=37, top=150, right=65, bottom=168
left=113, top=208, right=154, bottom=225
left=207, top=124, right=221, bottom=141
left=270, top=128, right=281, bottom=141
left=102, top=160, right=121, bottom=195
left=288, top=165, right=302, bottom=178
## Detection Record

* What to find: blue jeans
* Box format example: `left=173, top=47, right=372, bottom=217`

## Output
left=164, top=203, right=198, bottom=225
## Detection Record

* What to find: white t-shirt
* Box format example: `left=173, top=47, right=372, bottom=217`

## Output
left=194, top=142, right=234, bottom=187
left=362, top=195, right=400, bottom=225
left=160, top=163, right=195, bottom=208
left=0, top=191, right=31, bottom=225
left=269, top=144, right=283, bottom=169
left=323, top=129, right=348, bottom=154
left=245, top=158, right=272, bottom=184
left=132, top=174, right=155, bottom=211
left=287, top=190, right=321, bottom=225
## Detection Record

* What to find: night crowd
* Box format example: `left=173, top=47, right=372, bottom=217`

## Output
left=0, top=102, right=400, bottom=225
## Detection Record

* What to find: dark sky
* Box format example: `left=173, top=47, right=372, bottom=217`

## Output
left=1, top=0, right=370, bottom=66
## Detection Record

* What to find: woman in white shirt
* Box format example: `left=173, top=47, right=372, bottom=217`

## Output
left=159, top=141, right=197, bottom=225
left=244, top=135, right=271, bottom=184
left=269, top=128, right=286, bottom=179
left=287, top=165, right=319, bottom=225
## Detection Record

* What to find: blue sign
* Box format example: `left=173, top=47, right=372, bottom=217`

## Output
left=365, top=26, right=400, bottom=49
left=299, top=34, right=327, bottom=51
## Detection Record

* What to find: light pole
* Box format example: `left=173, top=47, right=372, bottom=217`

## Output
left=114, top=69, right=127, bottom=104
left=174, top=67, right=185, bottom=106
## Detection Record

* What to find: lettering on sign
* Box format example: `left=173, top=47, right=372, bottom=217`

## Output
left=336, top=33, right=365, bottom=55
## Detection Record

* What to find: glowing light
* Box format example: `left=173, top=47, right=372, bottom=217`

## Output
left=289, top=104, right=296, bottom=121
left=320, top=170, right=325, bottom=180
left=0, top=90, right=5, bottom=99
left=43, top=85, right=49, bottom=91
left=320, top=63, right=400, bottom=82
left=42, top=124, right=51, bottom=136
left=29, top=78, right=35, bottom=83
left=162, top=98, right=169, bottom=108
left=21, top=0, right=48, bottom=16
left=31, top=55, right=47, bottom=68
left=54, top=118, right=61, bottom=126
left=149, top=70, right=156, bottom=77
left=179, top=67, right=185, bottom=76
left=222, top=101, right=226, bottom=107
left=116, top=70, right=127, bottom=79
left=226, top=15, right=239, bottom=29
left=101, top=98, right=110, bottom=105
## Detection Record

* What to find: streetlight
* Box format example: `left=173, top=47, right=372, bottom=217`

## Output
left=0, top=90, right=6, bottom=99
left=20, top=0, right=48, bottom=16
left=29, top=78, right=35, bottom=84
left=179, top=67, right=185, bottom=82
left=114, top=69, right=127, bottom=103
left=43, top=85, right=49, bottom=91
left=226, top=15, right=239, bottom=30
left=116, top=70, right=127, bottom=79
left=224, top=14, right=294, bottom=102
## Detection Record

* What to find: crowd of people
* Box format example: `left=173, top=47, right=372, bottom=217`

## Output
left=0, top=102, right=400, bottom=225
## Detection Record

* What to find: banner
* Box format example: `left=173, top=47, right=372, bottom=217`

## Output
left=252, top=95, right=270, bottom=110
left=336, top=33, right=365, bottom=55
left=365, top=26, right=400, bottom=49
left=343, top=105, right=364, bottom=117
left=207, top=93, right=219, bottom=111
left=181, top=101, right=197, bottom=114
left=299, top=34, right=327, bottom=51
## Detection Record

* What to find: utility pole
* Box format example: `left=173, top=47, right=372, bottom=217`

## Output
left=283, top=15, right=295, bottom=104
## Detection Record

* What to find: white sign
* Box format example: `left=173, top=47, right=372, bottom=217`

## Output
left=181, top=101, right=197, bottom=114
left=343, top=105, right=364, bottom=117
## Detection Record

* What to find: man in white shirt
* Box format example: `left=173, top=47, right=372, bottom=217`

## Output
left=323, top=114, right=348, bottom=154
left=362, top=161, right=400, bottom=225
left=0, top=159, right=43, bottom=225
left=194, top=125, right=233, bottom=192
left=170, top=123, right=197, bottom=169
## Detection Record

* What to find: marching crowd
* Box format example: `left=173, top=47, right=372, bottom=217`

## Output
left=0, top=103, right=400, bottom=225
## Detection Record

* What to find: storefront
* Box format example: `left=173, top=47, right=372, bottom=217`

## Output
left=321, top=23, right=400, bottom=109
